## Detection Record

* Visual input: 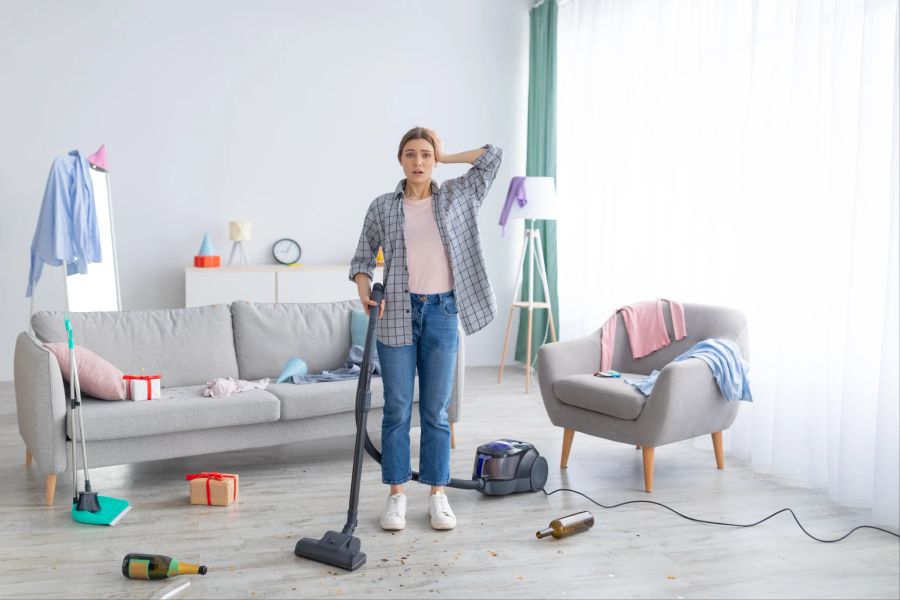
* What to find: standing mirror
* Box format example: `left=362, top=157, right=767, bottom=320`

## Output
left=64, top=162, right=121, bottom=312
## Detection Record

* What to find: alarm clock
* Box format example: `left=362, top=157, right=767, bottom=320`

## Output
left=273, top=238, right=301, bottom=265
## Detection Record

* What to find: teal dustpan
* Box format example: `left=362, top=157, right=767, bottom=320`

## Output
left=72, top=496, right=132, bottom=526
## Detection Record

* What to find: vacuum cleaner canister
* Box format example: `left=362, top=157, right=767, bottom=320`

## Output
left=472, top=439, right=548, bottom=495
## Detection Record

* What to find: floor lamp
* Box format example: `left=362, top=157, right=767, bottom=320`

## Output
left=497, top=176, right=558, bottom=393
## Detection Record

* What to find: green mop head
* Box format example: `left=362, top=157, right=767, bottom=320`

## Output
left=72, top=496, right=131, bottom=526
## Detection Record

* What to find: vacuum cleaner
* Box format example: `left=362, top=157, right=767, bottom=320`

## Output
left=295, top=283, right=548, bottom=571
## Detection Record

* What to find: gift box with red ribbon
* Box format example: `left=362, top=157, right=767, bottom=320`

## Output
left=186, top=472, right=239, bottom=506
left=123, top=374, right=161, bottom=401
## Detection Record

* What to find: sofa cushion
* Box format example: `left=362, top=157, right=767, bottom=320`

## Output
left=231, top=300, right=357, bottom=380
left=32, top=305, right=240, bottom=387
left=67, top=386, right=280, bottom=441
left=554, top=373, right=647, bottom=420
left=43, top=343, right=127, bottom=401
left=268, top=377, right=419, bottom=421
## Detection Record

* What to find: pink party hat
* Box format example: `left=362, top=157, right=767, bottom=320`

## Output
left=88, top=144, right=109, bottom=171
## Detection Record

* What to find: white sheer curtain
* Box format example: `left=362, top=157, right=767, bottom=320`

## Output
left=557, top=0, right=899, bottom=526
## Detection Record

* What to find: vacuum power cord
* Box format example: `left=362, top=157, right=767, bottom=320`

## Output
left=542, top=487, right=900, bottom=543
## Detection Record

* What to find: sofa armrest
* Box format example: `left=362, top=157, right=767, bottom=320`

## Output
left=447, top=323, right=465, bottom=423
left=14, top=332, right=69, bottom=474
left=637, top=358, right=741, bottom=447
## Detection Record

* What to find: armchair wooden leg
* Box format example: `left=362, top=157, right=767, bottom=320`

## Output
left=711, top=431, right=724, bottom=470
left=450, top=422, right=456, bottom=450
left=561, top=428, right=575, bottom=468
left=25, top=448, right=32, bottom=466
left=45, top=474, right=57, bottom=506
left=641, top=447, right=654, bottom=493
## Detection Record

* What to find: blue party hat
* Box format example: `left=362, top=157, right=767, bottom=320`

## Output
left=198, top=232, right=215, bottom=256
left=276, top=357, right=308, bottom=383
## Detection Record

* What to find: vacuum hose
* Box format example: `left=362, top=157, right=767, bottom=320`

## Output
left=359, top=284, right=484, bottom=492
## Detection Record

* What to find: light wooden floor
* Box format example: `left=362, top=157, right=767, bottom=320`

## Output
left=1, top=368, right=897, bottom=599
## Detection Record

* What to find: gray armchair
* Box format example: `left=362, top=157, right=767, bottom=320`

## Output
left=536, top=303, right=748, bottom=492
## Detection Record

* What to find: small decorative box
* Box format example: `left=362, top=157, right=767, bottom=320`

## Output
left=186, top=472, right=239, bottom=506
left=123, top=375, right=161, bottom=401
left=194, top=255, right=221, bottom=267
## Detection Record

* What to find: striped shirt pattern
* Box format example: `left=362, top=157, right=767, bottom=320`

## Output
left=349, top=144, right=503, bottom=346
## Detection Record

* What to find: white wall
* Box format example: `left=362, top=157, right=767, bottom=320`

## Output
left=0, top=0, right=531, bottom=380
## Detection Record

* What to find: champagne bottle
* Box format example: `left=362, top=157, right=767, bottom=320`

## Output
left=122, top=553, right=207, bottom=580
left=536, top=511, right=595, bottom=539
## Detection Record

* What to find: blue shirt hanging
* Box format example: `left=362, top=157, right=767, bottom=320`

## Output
left=26, top=150, right=102, bottom=297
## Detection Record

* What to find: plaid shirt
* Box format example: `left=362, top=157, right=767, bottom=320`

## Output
left=349, top=144, right=503, bottom=346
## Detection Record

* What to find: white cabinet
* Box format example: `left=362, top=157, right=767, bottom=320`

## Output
left=184, top=265, right=383, bottom=307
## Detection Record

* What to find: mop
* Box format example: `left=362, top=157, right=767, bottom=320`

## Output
left=66, top=315, right=131, bottom=526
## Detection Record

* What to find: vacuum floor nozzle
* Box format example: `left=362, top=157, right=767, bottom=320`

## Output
left=295, top=531, right=366, bottom=572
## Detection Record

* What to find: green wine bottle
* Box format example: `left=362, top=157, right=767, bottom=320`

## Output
left=122, top=553, right=207, bottom=580
left=536, top=511, right=595, bottom=539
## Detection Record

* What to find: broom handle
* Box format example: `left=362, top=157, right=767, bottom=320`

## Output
left=70, top=339, right=93, bottom=488
left=69, top=345, right=78, bottom=501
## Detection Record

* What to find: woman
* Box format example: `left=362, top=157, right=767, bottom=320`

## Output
left=349, top=127, right=502, bottom=531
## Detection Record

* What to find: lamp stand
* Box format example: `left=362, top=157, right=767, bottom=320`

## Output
left=228, top=241, right=249, bottom=266
left=498, top=220, right=557, bottom=393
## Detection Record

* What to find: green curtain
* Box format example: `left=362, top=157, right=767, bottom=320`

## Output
left=515, top=0, right=559, bottom=364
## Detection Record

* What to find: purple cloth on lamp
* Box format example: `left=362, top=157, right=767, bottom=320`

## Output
left=498, top=176, right=527, bottom=236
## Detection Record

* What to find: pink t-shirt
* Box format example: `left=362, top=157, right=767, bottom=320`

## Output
left=403, top=196, right=454, bottom=294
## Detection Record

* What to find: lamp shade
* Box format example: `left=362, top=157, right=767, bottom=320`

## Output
left=229, top=221, right=252, bottom=242
left=513, top=177, right=557, bottom=220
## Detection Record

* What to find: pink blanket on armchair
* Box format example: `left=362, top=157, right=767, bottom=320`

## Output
left=600, top=299, right=687, bottom=372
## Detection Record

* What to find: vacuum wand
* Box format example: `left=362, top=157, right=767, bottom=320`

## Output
left=294, top=282, right=384, bottom=572
left=342, top=283, right=383, bottom=535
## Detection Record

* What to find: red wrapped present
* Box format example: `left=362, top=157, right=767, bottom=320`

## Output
left=123, top=374, right=161, bottom=401
left=186, top=472, right=239, bottom=506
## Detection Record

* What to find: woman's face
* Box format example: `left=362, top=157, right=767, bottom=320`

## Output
left=400, top=139, right=436, bottom=185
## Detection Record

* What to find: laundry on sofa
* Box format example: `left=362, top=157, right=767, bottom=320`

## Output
left=286, top=344, right=381, bottom=385
left=203, top=377, right=270, bottom=398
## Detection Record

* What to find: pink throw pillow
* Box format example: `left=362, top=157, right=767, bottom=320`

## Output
left=44, top=343, right=127, bottom=401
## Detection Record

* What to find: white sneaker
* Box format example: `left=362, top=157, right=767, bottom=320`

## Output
left=380, top=493, right=407, bottom=531
left=427, top=491, right=457, bottom=530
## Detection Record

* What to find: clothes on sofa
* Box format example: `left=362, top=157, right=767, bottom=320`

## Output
left=27, top=150, right=102, bottom=297
left=624, top=338, right=753, bottom=401
left=203, top=377, right=270, bottom=398
left=600, top=299, right=687, bottom=371
left=288, top=344, right=381, bottom=385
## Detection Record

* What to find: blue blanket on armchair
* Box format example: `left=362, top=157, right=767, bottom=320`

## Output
left=624, top=338, right=752, bottom=401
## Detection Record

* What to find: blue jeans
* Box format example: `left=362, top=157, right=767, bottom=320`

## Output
left=377, top=291, right=459, bottom=487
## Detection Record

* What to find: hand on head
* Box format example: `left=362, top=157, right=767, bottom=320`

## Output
left=423, top=128, right=444, bottom=163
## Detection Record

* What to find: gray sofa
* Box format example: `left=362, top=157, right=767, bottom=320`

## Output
left=537, top=302, right=747, bottom=492
left=14, top=300, right=464, bottom=505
